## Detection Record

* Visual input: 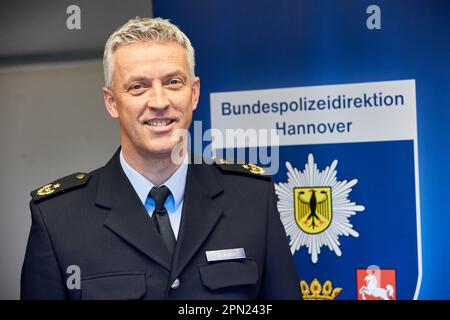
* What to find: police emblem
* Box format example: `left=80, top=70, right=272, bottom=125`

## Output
left=294, top=187, right=332, bottom=234
left=275, top=153, right=365, bottom=263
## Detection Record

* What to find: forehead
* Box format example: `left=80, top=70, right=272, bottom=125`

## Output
left=113, top=41, right=189, bottom=76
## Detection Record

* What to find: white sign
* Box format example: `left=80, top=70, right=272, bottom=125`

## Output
left=210, top=80, right=417, bottom=148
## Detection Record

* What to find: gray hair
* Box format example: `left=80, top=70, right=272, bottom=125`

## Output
left=103, top=17, right=195, bottom=88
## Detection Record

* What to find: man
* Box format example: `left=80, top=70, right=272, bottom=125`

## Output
left=21, top=17, right=300, bottom=299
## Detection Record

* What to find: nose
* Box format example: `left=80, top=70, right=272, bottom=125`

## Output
left=147, top=80, right=170, bottom=110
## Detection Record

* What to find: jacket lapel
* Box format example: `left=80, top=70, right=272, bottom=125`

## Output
left=170, top=162, right=224, bottom=282
left=95, top=149, right=172, bottom=271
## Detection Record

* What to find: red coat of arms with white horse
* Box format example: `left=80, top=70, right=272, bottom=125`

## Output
left=356, top=266, right=397, bottom=300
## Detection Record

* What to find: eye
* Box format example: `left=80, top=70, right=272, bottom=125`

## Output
left=128, top=83, right=147, bottom=95
left=165, top=78, right=184, bottom=89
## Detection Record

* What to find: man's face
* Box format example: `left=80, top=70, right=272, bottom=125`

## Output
left=103, top=41, right=200, bottom=159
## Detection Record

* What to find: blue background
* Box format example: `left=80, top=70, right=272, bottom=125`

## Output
left=277, top=140, right=417, bottom=300
left=153, top=0, right=450, bottom=299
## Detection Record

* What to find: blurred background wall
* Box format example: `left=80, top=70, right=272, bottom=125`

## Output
left=0, top=0, right=152, bottom=299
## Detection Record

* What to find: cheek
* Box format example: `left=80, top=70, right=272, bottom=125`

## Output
left=116, top=97, right=147, bottom=118
left=175, top=92, right=196, bottom=113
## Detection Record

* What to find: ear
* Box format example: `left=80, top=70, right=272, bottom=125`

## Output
left=103, top=87, right=119, bottom=118
left=191, top=76, right=200, bottom=111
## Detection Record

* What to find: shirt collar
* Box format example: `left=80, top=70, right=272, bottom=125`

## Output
left=119, top=150, right=188, bottom=209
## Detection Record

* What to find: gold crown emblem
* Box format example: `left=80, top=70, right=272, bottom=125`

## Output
left=300, top=279, right=342, bottom=300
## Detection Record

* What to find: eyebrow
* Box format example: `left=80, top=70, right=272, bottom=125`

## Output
left=123, top=76, right=148, bottom=86
left=123, top=70, right=188, bottom=87
left=164, top=70, right=188, bottom=80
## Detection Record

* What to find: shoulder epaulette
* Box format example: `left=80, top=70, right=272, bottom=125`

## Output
left=31, top=172, right=91, bottom=202
left=214, top=158, right=271, bottom=179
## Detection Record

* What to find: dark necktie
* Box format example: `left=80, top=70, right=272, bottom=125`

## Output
left=149, top=185, right=176, bottom=256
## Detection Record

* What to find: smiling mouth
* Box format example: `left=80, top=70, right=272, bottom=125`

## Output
left=144, top=119, right=174, bottom=127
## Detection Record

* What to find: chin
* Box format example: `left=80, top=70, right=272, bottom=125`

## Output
left=143, top=143, right=177, bottom=158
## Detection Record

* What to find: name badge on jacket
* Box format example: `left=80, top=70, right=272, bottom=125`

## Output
left=205, top=248, right=246, bottom=262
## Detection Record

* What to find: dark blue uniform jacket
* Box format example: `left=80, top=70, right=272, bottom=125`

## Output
left=21, top=150, right=300, bottom=300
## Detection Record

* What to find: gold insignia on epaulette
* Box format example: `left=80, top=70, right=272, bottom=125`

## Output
left=36, top=183, right=61, bottom=196
left=217, top=158, right=228, bottom=164
left=76, top=173, right=86, bottom=180
left=242, top=163, right=265, bottom=175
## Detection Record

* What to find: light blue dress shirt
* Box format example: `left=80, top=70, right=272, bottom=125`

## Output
left=119, top=150, right=188, bottom=239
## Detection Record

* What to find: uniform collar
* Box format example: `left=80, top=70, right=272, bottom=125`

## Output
left=95, top=148, right=224, bottom=273
left=119, top=150, right=188, bottom=210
